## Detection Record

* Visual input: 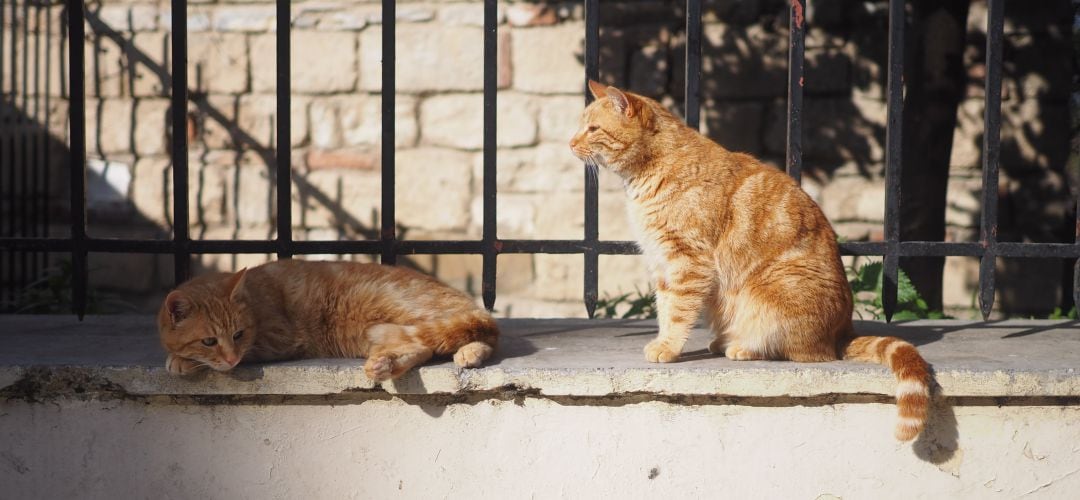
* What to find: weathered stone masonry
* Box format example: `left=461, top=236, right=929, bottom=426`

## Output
left=4, top=0, right=1072, bottom=317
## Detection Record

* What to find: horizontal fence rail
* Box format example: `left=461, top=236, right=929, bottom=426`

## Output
left=0, top=0, right=1075, bottom=321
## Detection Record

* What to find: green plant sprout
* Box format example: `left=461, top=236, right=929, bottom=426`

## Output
left=1, top=260, right=137, bottom=314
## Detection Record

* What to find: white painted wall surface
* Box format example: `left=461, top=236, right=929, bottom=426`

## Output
left=2, top=398, right=1078, bottom=499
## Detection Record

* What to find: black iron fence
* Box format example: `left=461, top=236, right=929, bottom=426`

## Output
left=0, top=0, right=1076, bottom=320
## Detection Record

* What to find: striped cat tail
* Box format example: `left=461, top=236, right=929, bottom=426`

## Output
left=414, top=310, right=500, bottom=368
left=840, top=335, right=931, bottom=441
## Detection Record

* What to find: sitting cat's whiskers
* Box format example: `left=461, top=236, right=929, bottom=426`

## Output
left=585, top=157, right=600, bottom=186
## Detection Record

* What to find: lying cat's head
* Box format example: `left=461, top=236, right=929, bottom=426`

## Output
left=569, top=80, right=663, bottom=175
left=157, top=269, right=254, bottom=372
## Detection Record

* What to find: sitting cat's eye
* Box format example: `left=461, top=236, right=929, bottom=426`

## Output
left=201, top=337, right=218, bottom=347
left=233, top=330, right=244, bottom=340
left=587, top=125, right=599, bottom=132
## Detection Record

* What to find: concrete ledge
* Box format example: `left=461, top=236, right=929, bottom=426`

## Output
left=4, top=316, right=1080, bottom=498
left=2, top=316, right=1078, bottom=400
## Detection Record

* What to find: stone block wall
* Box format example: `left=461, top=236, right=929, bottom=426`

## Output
left=3, top=0, right=1074, bottom=317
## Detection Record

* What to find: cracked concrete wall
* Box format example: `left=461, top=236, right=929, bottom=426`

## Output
left=1, top=396, right=1078, bottom=498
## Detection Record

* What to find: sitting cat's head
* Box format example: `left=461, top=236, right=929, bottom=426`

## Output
left=157, top=269, right=254, bottom=372
left=569, top=80, right=662, bottom=175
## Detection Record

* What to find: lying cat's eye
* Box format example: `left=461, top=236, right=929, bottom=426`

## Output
left=587, top=125, right=599, bottom=132
left=233, top=330, right=244, bottom=340
left=201, top=337, right=218, bottom=347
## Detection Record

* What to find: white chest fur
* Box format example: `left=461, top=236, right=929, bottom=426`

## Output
left=623, top=186, right=668, bottom=282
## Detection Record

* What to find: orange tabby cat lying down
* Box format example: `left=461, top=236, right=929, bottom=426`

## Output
left=157, top=260, right=499, bottom=382
left=571, top=80, right=931, bottom=441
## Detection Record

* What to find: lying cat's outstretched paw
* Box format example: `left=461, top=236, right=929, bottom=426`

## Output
left=166, top=354, right=205, bottom=376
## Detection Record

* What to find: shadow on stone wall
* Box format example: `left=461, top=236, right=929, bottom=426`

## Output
left=2, top=1, right=428, bottom=313
left=4, top=0, right=1076, bottom=316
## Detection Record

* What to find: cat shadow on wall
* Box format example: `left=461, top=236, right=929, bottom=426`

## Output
left=913, top=382, right=961, bottom=467
left=388, top=334, right=541, bottom=418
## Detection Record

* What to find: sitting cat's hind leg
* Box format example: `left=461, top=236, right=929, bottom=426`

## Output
left=724, top=344, right=768, bottom=361
left=707, top=338, right=725, bottom=355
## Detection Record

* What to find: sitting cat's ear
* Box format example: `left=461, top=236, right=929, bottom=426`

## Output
left=588, top=79, right=608, bottom=100
left=588, top=80, right=635, bottom=119
left=226, top=268, right=249, bottom=302
left=164, top=291, right=189, bottom=325
left=605, top=87, right=633, bottom=118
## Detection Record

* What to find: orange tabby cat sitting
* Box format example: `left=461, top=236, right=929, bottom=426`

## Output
left=570, top=80, right=931, bottom=441
left=157, top=260, right=498, bottom=382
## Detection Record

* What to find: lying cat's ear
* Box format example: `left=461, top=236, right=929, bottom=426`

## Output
left=605, top=87, right=634, bottom=118
left=226, top=268, right=248, bottom=302
left=588, top=79, right=608, bottom=100
left=164, top=291, right=189, bottom=325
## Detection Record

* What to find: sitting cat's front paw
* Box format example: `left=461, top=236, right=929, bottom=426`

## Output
left=166, top=354, right=204, bottom=376
left=364, top=355, right=394, bottom=382
left=644, top=339, right=680, bottom=363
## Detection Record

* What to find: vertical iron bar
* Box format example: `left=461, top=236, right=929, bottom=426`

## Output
left=684, top=0, right=701, bottom=129
left=171, top=0, right=190, bottom=284
left=7, top=0, right=15, bottom=101
left=979, top=0, right=1004, bottom=320
left=380, top=0, right=396, bottom=265
left=42, top=4, right=53, bottom=284
left=785, top=0, right=805, bottom=183
left=583, top=0, right=599, bottom=317
left=19, top=0, right=29, bottom=292
left=1074, top=195, right=1080, bottom=311
left=882, top=0, right=904, bottom=322
left=6, top=0, right=19, bottom=300
left=0, top=0, right=7, bottom=305
left=275, top=0, right=291, bottom=259
left=30, top=3, right=42, bottom=283
left=481, top=0, right=497, bottom=311
left=66, top=0, right=87, bottom=317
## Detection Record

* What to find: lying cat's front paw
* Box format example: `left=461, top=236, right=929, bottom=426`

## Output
left=364, top=355, right=394, bottom=382
left=166, top=354, right=204, bottom=376
left=644, top=339, right=680, bottom=363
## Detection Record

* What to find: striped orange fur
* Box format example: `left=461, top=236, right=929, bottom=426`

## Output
left=157, top=260, right=498, bottom=382
left=570, top=80, right=931, bottom=440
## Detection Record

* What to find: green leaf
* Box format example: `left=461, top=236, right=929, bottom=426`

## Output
left=850, top=262, right=883, bottom=293
left=891, top=310, right=921, bottom=321
left=896, top=268, right=921, bottom=305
